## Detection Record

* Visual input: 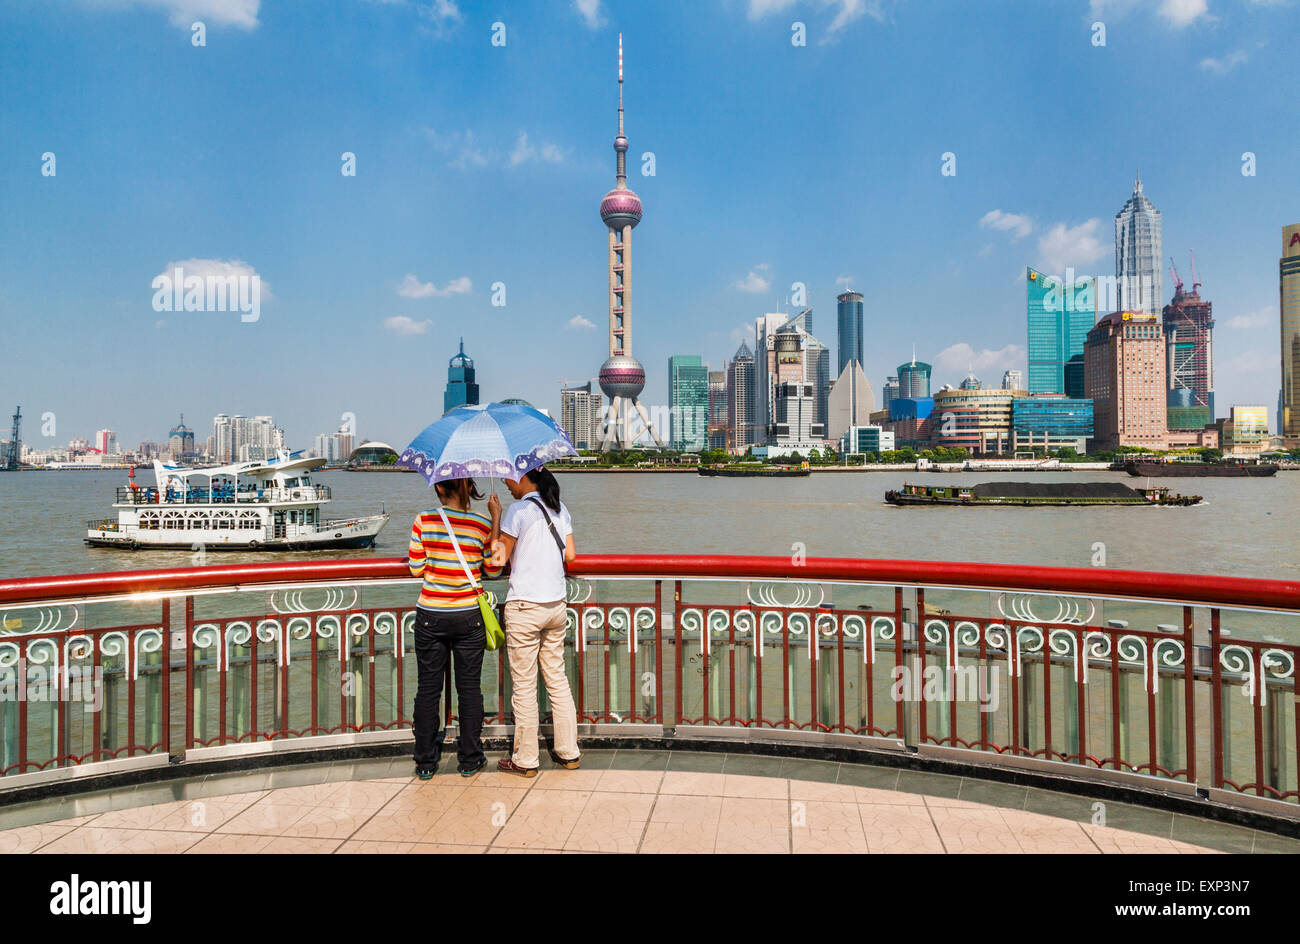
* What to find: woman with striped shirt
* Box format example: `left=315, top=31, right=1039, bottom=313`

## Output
left=407, top=477, right=502, bottom=779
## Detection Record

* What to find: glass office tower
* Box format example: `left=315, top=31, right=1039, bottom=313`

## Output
left=1027, top=267, right=1095, bottom=394
left=1281, top=223, right=1300, bottom=447
left=443, top=339, right=480, bottom=415
left=836, top=291, right=864, bottom=377
left=668, top=354, right=710, bottom=451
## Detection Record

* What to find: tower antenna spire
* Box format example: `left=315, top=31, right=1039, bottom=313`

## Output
left=596, top=34, right=659, bottom=452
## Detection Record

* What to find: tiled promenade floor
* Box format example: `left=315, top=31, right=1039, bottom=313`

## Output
left=2, top=751, right=1296, bottom=854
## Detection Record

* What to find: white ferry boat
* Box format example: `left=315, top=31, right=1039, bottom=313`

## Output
left=86, top=452, right=389, bottom=551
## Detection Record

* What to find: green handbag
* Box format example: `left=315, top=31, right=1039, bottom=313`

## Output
left=438, top=508, right=506, bottom=651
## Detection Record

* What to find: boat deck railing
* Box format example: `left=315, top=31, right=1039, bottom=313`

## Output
left=0, top=555, right=1295, bottom=820
left=113, top=485, right=332, bottom=506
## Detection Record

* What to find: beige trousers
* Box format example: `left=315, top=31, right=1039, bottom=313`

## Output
left=505, top=600, right=578, bottom=768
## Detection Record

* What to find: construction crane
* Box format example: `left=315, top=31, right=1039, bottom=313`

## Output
left=1189, top=249, right=1202, bottom=295
left=5, top=406, right=20, bottom=471
left=1169, top=256, right=1183, bottom=296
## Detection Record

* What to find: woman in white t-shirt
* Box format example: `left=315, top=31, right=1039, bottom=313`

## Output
left=487, top=466, right=578, bottom=777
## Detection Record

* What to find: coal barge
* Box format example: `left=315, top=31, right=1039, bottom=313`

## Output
left=885, top=481, right=1202, bottom=507
left=1124, top=460, right=1278, bottom=478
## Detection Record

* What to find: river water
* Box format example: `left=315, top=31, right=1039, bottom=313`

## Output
left=0, top=467, right=1295, bottom=581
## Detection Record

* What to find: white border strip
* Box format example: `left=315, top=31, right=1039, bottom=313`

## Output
left=0, top=752, right=169, bottom=792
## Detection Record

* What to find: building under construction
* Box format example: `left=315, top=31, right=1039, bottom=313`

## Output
left=2, top=406, right=21, bottom=470
left=1162, top=254, right=1215, bottom=429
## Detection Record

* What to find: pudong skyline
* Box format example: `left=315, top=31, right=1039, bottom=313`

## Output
left=1, top=2, right=1294, bottom=451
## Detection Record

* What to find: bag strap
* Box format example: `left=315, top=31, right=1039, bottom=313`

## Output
left=436, top=508, right=484, bottom=595
left=524, top=494, right=566, bottom=557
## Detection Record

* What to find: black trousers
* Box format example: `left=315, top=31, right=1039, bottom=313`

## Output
left=412, top=607, right=487, bottom=770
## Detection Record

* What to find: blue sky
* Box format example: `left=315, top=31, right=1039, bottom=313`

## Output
left=1, top=0, right=1297, bottom=450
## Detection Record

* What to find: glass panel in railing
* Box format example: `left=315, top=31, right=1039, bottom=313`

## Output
left=0, top=592, right=170, bottom=777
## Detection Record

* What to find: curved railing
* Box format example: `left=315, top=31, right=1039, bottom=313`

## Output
left=0, top=555, right=1296, bottom=818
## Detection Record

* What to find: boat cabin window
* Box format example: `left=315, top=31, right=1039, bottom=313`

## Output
left=284, top=477, right=299, bottom=488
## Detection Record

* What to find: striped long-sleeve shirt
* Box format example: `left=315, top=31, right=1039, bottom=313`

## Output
left=407, top=507, right=502, bottom=612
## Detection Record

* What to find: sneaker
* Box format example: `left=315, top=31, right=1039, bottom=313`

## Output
left=549, top=751, right=581, bottom=770
left=458, top=757, right=488, bottom=778
left=497, top=757, right=538, bottom=778
left=416, top=764, right=437, bottom=781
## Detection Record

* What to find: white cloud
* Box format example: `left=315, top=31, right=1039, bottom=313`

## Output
left=568, top=315, right=597, bottom=330
left=422, top=127, right=489, bottom=169
left=423, top=127, right=567, bottom=170
left=98, top=0, right=260, bottom=29
left=384, top=315, right=433, bottom=335
left=747, top=0, right=888, bottom=37
left=396, top=274, right=471, bottom=298
left=1226, top=306, right=1273, bottom=329
left=935, top=342, right=1026, bottom=379
left=156, top=257, right=272, bottom=299
left=747, top=0, right=799, bottom=18
left=1200, top=49, right=1248, bottom=74
left=509, top=132, right=566, bottom=167
left=421, top=0, right=462, bottom=34
left=979, top=209, right=1033, bottom=239
left=1035, top=219, right=1106, bottom=274
left=1088, top=0, right=1142, bottom=17
left=1090, top=0, right=1213, bottom=27
left=573, top=0, right=602, bottom=29
left=1158, top=0, right=1209, bottom=28
left=733, top=265, right=772, bottom=294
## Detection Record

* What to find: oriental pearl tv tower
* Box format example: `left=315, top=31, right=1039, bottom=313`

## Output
left=596, top=34, right=662, bottom=451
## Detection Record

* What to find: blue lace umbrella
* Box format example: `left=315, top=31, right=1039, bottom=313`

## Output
left=396, top=402, right=577, bottom=485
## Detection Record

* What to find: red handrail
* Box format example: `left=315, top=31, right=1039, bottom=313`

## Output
left=0, top=555, right=1298, bottom=611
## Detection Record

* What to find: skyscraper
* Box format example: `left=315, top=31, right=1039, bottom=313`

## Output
left=1026, top=267, right=1095, bottom=394
left=800, top=331, right=831, bottom=431
left=1001, top=369, right=1023, bottom=391
left=1280, top=223, right=1300, bottom=447
left=707, top=370, right=727, bottom=450
left=727, top=342, right=756, bottom=449
left=752, top=312, right=789, bottom=441
left=668, top=355, right=709, bottom=451
left=836, top=291, right=864, bottom=377
left=1162, top=261, right=1214, bottom=426
left=168, top=415, right=195, bottom=459
left=897, top=357, right=932, bottom=398
left=1085, top=310, right=1167, bottom=451
left=443, top=338, right=480, bottom=415
left=560, top=381, right=603, bottom=451
left=1115, top=173, right=1163, bottom=316
left=595, top=35, right=661, bottom=451
left=882, top=376, right=900, bottom=409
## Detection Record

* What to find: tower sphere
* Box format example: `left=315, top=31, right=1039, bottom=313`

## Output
left=598, top=353, right=646, bottom=399
left=614, top=134, right=629, bottom=153
left=600, top=188, right=642, bottom=230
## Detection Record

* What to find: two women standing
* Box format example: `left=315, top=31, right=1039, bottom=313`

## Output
left=407, top=467, right=579, bottom=779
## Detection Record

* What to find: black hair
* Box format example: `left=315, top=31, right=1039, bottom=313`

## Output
left=434, top=477, right=484, bottom=506
left=524, top=466, right=561, bottom=513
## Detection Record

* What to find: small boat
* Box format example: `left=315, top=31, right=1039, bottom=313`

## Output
left=698, top=465, right=811, bottom=478
left=86, top=453, right=389, bottom=550
left=1124, top=460, right=1278, bottom=478
left=885, top=481, right=1202, bottom=507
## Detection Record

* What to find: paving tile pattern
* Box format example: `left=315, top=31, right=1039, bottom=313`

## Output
left=3, top=751, right=1294, bottom=854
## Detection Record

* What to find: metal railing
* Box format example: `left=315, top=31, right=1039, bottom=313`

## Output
left=113, top=485, right=332, bottom=505
left=0, top=555, right=1295, bottom=814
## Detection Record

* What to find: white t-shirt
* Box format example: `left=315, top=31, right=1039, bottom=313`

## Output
left=501, top=495, right=573, bottom=603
